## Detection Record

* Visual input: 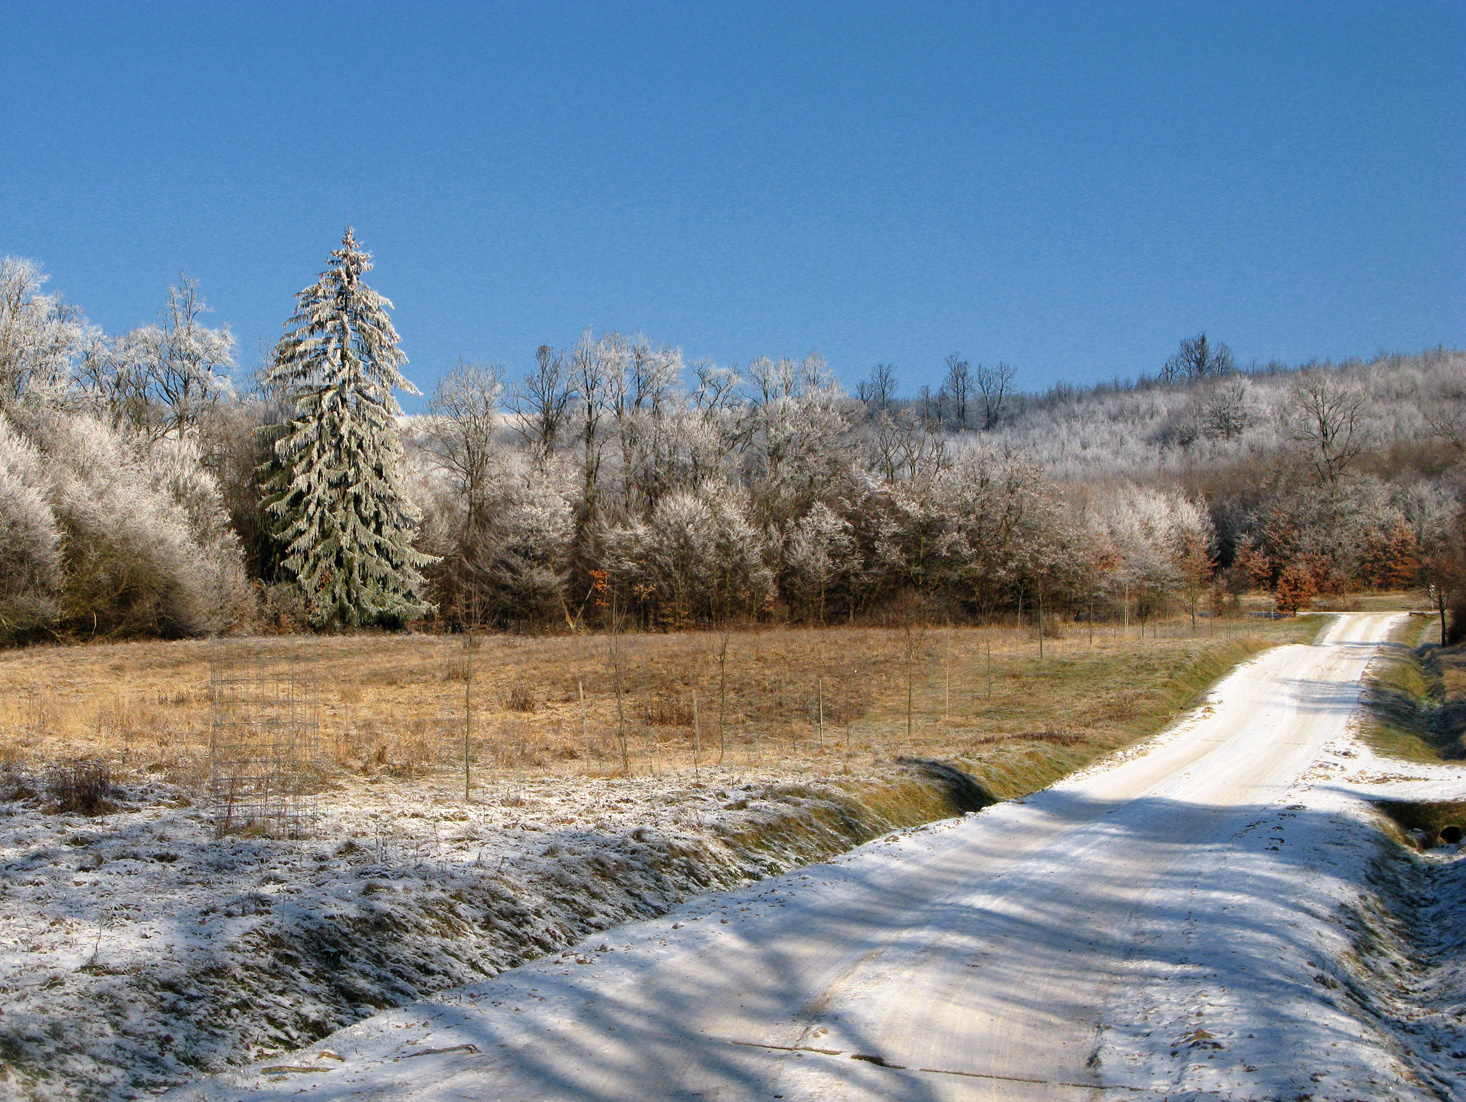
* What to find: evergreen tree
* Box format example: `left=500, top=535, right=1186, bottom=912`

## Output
left=264, top=228, right=433, bottom=628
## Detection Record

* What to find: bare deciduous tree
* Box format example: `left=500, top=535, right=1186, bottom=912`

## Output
left=1162, top=332, right=1234, bottom=383
left=868, top=409, right=945, bottom=483
left=1287, top=371, right=1370, bottom=484
left=974, top=361, right=1014, bottom=430
left=507, top=344, right=573, bottom=465
left=856, top=363, right=896, bottom=418
left=1424, top=381, right=1466, bottom=456
left=426, top=358, right=503, bottom=533
left=943, top=353, right=971, bottom=429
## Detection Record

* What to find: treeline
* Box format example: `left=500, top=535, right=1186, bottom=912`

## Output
left=406, top=333, right=1462, bottom=632
left=983, top=345, right=1465, bottom=609
left=1, top=250, right=1462, bottom=645
left=404, top=336, right=1226, bottom=632
left=0, top=260, right=251, bottom=641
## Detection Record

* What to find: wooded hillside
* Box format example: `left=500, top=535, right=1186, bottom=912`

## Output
left=2, top=251, right=1461, bottom=644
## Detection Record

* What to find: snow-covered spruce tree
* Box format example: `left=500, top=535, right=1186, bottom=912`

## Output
left=263, top=228, right=433, bottom=628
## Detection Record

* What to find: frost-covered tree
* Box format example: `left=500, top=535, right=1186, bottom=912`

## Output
left=782, top=501, right=857, bottom=624
left=604, top=332, right=683, bottom=516
left=743, top=353, right=857, bottom=528
left=76, top=277, right=235, bottom=440
left=425, top=358, right=503, bottom=529
left=0, top=257, right=89, bottom=413
left=418, top=450, right=573, bottom=628
left=263, top=229, right=433, bottom=628
left=603, top=483, right=773, bottom=627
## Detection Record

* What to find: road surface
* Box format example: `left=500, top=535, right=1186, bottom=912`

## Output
left=173, top=612, right=1406, bottom=1101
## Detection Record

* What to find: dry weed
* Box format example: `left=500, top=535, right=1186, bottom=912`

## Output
left=45, top=759, right=117, bottom=815
left=504, top=684, right=538, bottom=713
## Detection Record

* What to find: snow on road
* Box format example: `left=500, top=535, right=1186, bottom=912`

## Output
left=164, top=612, right=1464, bottom=1101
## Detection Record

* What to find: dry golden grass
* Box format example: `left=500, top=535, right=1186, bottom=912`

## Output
left=0, top=611, right=1328, bottom=800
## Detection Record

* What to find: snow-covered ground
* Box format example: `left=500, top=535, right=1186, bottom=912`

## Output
left=1092, top=676, right=1466, bottom=1099
left=143, top=612, right=1462, bottom=1102
left=6, top=613, right=1462, bottom=1102
left=0, top=764, right=949, bottom=1102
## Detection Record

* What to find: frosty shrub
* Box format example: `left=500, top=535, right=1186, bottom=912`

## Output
left=144, top=434, right=255, bottom=629
left=604, top=483, right=773, bottom=627
left=9, top=410, right=252, bottom=638
left=0, top=414, right=62, bottom=641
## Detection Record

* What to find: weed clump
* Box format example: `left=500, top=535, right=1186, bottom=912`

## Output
left=0, top=766, right=38, bottom=803
left=642, top=697, right=693, bottom=727
left=505, top=684, right=538, bottom=713
left=45, top=759, right=117, bottom=815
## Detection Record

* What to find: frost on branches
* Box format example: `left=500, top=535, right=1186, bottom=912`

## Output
left=264, top=228, right=434, bottom=628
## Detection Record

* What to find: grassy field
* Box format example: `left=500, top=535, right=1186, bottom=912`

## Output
left=0, top=610, right=1336, bottom=805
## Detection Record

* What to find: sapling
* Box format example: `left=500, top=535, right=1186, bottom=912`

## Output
left=716, top=629, right=730, bottom=765
left=817, top=676, right=824, bottom=749
left=692, top=689, right=700, bottom=777
left=462, top=629, right=473, bottom=802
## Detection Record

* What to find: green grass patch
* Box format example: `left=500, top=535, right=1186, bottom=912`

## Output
left=1390, top=611, right=1439, bottom=648
left=1360, top=625, right=1466, bottom=763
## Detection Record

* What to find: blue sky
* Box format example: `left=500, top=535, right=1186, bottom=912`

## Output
left=2, top=1, right=1461, bottom=408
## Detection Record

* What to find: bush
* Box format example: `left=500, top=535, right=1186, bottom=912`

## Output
left=0, top=416, right=62, bottom=641
left=45, top=759, right=116, bottom=815
left=5, top=410, right=253, bottom=639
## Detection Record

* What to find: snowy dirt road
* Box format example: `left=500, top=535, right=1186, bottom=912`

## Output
left=169, top=612, right=1456, bottom=1101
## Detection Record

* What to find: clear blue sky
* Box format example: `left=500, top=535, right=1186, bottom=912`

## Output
left=2, top=1, right=1462, bottom=408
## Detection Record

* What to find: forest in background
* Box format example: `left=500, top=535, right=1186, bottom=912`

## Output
left=1, top=251, right=1462, bottom=646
